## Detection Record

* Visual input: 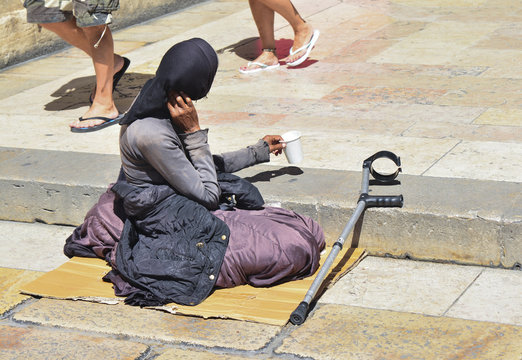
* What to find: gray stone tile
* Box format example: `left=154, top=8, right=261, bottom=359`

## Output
left=0, top=75, right=50, bottom=101
left=0, top=268, right=41, bottom=316
left=277, top=304, right=522, bottom=360
left=424, top=140, right=522, bottom=182
left=319, top=256, right=482, bottom=316
left=14, top=298, right=281, bottom=351
left=0, top=114, right=121, bottom=155
left=0, top=324, right=148, bottom=360
left=445, top=268, right=522, bottom=326
left=0, top=221, right=72, bottom=272
left=154, top=348, right=263, bottom=359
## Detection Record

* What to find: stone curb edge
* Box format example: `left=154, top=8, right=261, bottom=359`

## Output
left=0, top=147, right=520, bottom=268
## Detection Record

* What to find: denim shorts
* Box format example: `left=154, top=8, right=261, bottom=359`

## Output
left=24, top=0, right=119, bottom=27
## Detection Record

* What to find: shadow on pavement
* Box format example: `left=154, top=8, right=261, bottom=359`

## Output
left=245, top=166, right=304, bottom=183
left=44, top=72, right=153, bottom=113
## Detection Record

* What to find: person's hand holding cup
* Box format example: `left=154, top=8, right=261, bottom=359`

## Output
left=263, top=135, right=285, bottom=156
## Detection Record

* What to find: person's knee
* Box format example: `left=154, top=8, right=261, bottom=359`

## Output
left=82, top=24, right=107, bottom=36
left=82, top=24, right=111, bottom=44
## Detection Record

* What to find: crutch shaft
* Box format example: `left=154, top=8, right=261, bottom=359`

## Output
left=289, top=150, right=403, bottom=325
left=290, top=200, right=366, bottom=325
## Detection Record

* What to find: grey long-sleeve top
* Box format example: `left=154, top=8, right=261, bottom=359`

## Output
left=119, top=117, right=270, bottom=210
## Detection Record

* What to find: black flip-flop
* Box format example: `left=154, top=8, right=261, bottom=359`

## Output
left=113, top=57, right=131, bottom=91
left=70, top=113, right=124, bottom=133
left=89, top=57, right=131, bottom=103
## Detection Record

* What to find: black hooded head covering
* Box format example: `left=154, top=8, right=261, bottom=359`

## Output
left=120, top=38, right=218, bottom=125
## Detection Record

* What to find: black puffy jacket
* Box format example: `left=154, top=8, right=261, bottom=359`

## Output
left=111, top=181, right=230, bottom=306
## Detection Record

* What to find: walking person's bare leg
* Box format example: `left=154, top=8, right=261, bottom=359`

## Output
left=40, top=18, right=92, bottom=54
left=70, top=24, right=120, bottom=128
left=40, top=19, right=125, bottom=84
left=253, top=0, right=314, bottom=63
left=240, top=0, right=280, bottom=72
left=41, top=20, right=125, bottom=129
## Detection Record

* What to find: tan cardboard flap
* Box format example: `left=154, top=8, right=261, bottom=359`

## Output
left=21, top=247, right=366, bottom=326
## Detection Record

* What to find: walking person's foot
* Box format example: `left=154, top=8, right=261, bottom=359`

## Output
left=239, top=48, right=280, bottom=74
left=70, top=101, right=121, bottom=133
left=283, top=23, right=320, bottom=67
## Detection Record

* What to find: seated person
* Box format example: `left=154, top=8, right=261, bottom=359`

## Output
left=65, top=38, right=325, bottom=306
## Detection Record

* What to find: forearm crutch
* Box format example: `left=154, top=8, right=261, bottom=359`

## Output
left=289, top=151, right=404, bottom=325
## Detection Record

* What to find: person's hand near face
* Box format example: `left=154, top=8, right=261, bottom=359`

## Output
left=262, top=135, right=285, bottom=156
left=167, top=93, right=285, bottom=156
left=167, top=91, right=201, bottom=133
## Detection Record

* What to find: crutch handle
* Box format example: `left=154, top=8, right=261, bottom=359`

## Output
left=290, top=301, right=309, bottom=325
left=360, top=194, right=404, bottom=208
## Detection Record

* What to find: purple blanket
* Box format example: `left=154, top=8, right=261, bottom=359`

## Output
left=65, top=185, right=325, bottom=288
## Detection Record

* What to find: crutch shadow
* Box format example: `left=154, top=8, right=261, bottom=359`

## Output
left=349, top=212, right=365, bottom=248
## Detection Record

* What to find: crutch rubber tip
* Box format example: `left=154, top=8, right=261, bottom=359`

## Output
left=290, top=301, right=309, bottom=325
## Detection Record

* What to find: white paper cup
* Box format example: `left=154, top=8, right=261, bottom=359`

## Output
left=281, top=130, right=303, bottom=164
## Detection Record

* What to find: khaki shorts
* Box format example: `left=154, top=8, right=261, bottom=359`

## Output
left=23, top=0, right=119, bottom=27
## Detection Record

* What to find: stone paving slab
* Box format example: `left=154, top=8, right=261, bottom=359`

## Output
left=425, top=141, right=522, bottom=182
left=277, top=304, right=522, bottom=360
left=0, top=221, right=71, bottom=272
left=13, top=298, right=281, bottom=351
left=319, top=256, right=483, bottom=317
left=0, top=74, right=50, bottom=101
left=0, top=268, right=41, bottom=316
left=445, top=268, right=522, bottom=326
left=0, top=324, right=148, bottom=360
left=319, top=256, right=522, bottom=326
left=476, top=108, right=522, bottom=127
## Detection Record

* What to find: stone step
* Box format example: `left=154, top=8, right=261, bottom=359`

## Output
left=1, top=146, right=520, bottom=268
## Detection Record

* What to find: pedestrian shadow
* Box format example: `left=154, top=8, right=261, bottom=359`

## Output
left=43, top=72, right=153, bottom=113
left=218, top=37, right=318, bottom=68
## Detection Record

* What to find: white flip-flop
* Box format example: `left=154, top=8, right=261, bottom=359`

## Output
left=239, top=61, right=280, bottom=74
left=287, top=29, right=320, bottom=67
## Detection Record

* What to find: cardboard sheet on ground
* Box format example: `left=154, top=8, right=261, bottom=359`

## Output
left=21, top=247, right=366, bottom=326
